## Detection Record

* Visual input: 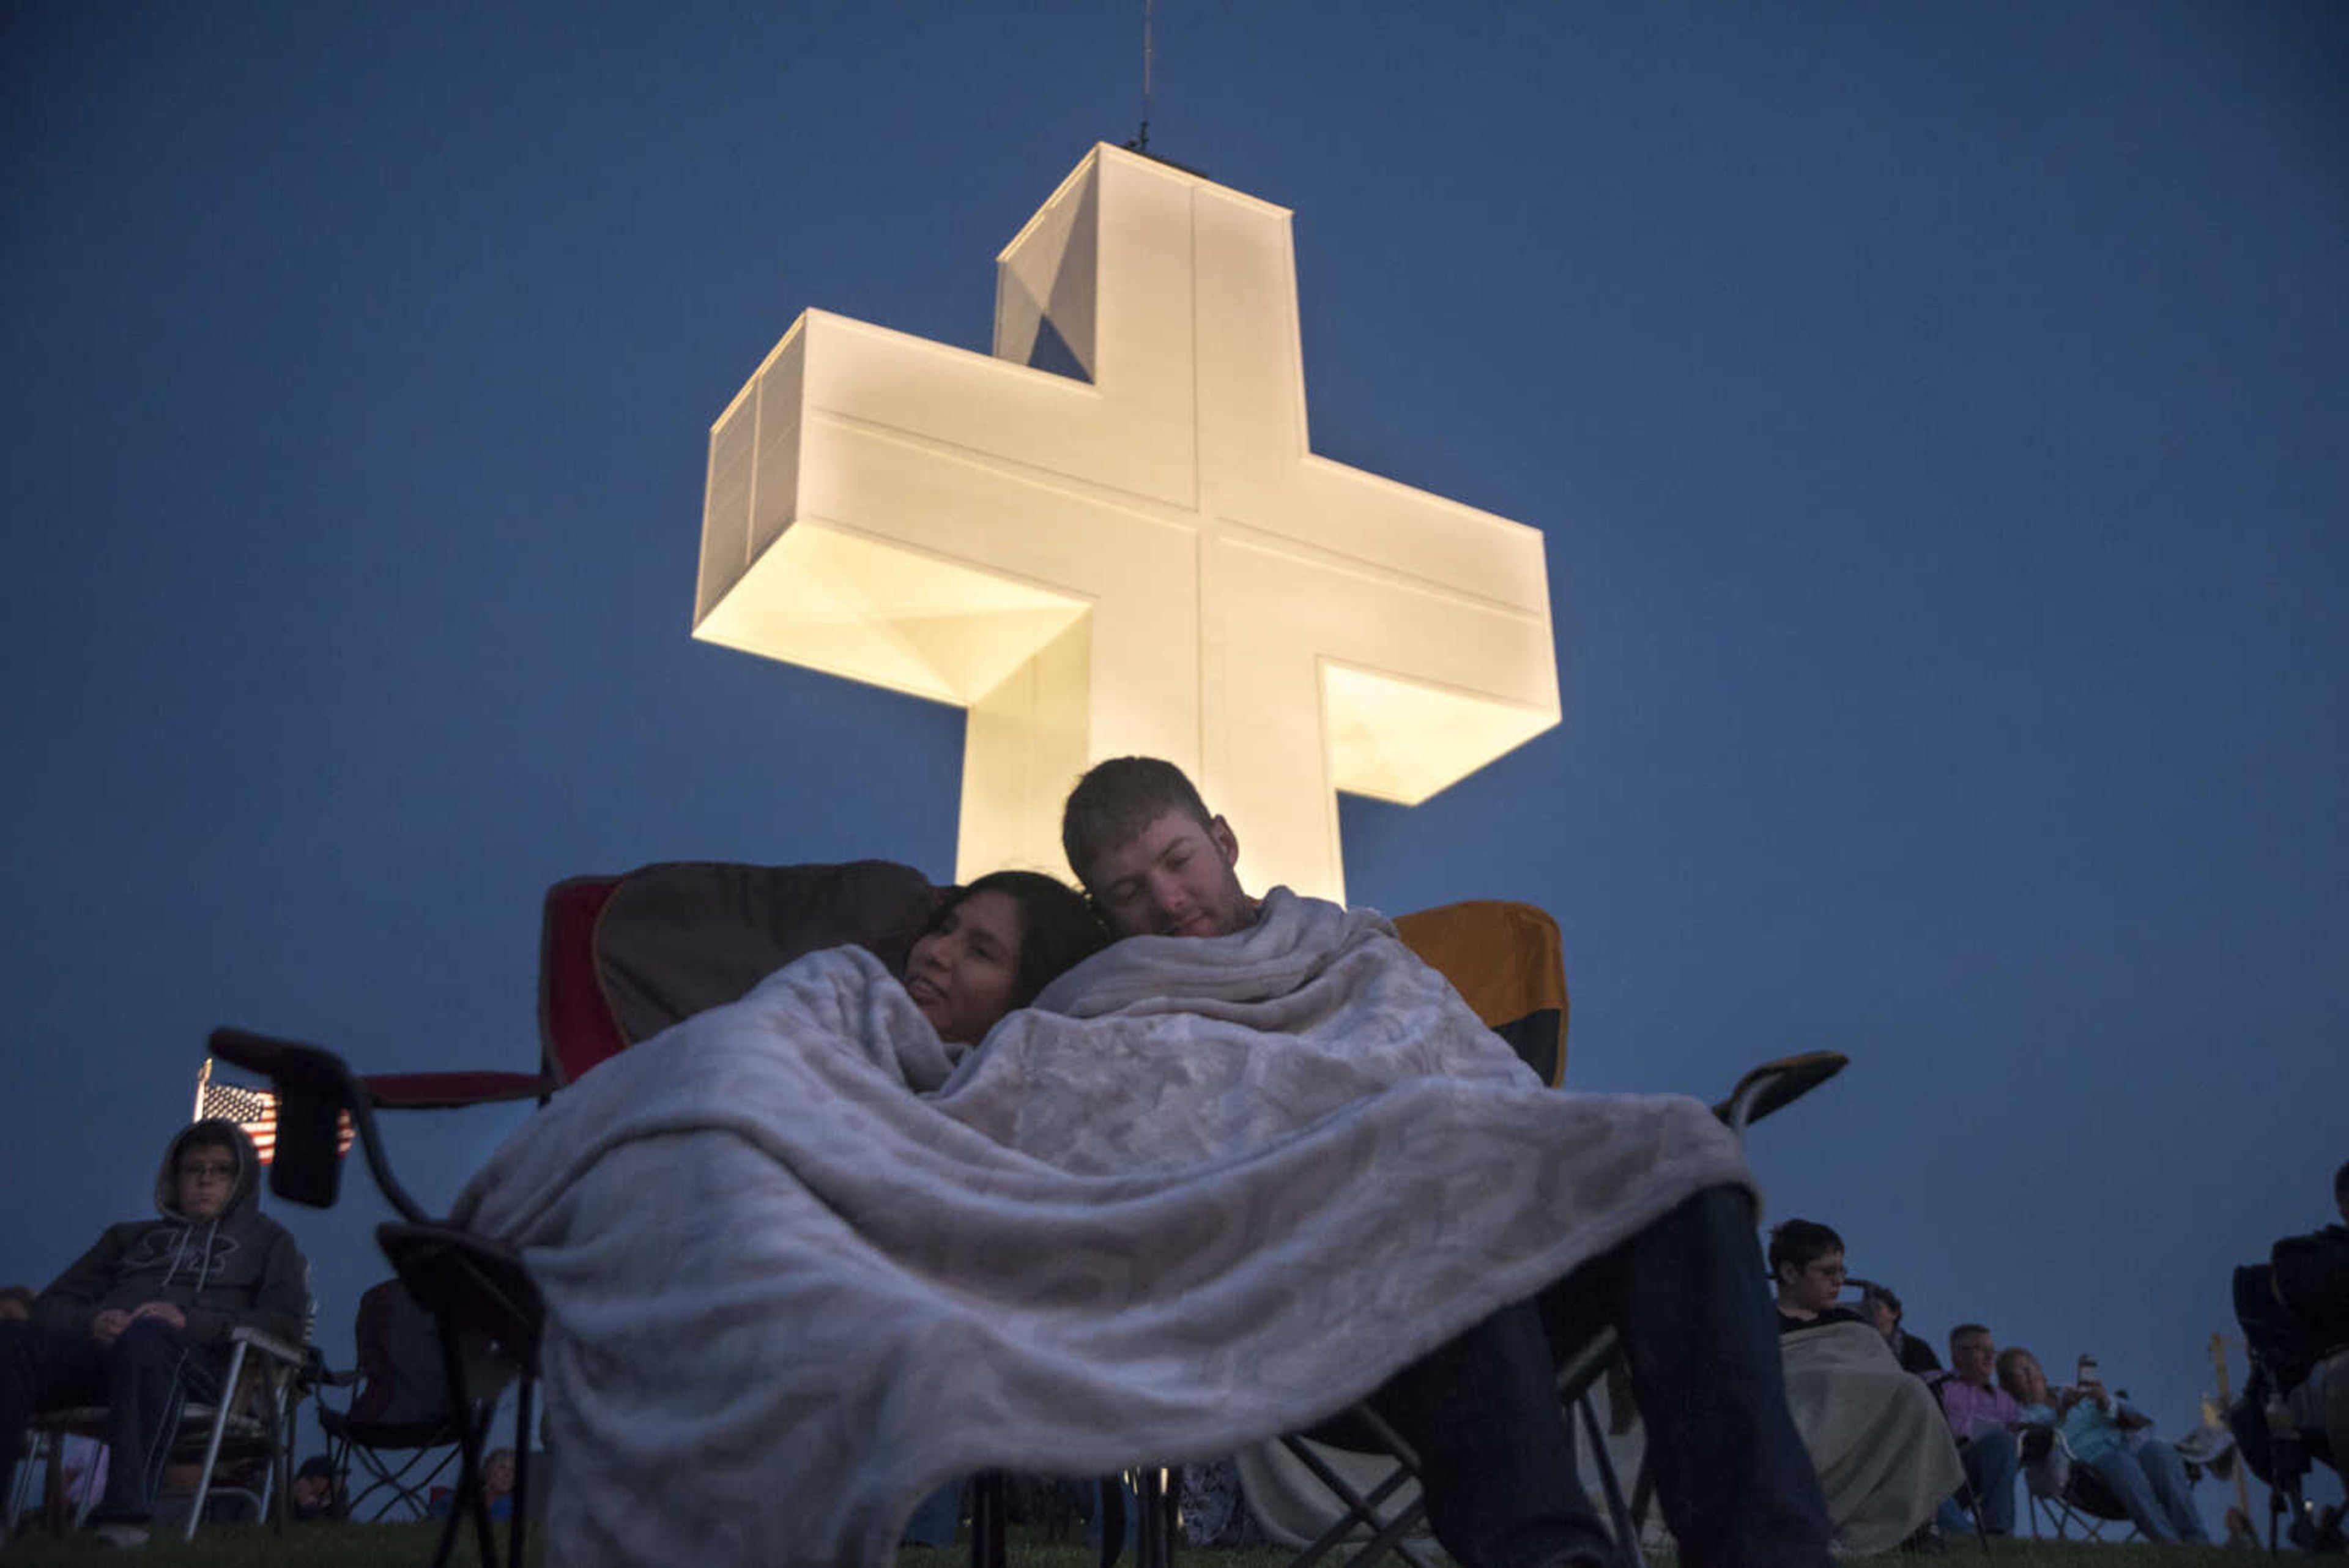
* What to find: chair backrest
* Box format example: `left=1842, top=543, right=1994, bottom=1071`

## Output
left=344, top=1277, right=456, bottom=1430
left=537, top=860, right=943, bottom=1087
left=1393, top=900, right=1568, bottom=1087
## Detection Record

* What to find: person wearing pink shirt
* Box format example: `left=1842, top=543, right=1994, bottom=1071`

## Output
left=1929, top=1323, right=2021, bottom=1536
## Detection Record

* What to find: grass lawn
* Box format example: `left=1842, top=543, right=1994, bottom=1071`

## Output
left=0, top=1523, right=2270, bottom=1568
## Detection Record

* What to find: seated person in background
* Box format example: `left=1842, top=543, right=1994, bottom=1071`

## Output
left=1929, top=1323, right=2021, bottom=1537
left=1767, top=1221, right=1965, bottom=1554
left=1996, top=1346, right=2208, bottom=1543
left=289, top=1455, right=343, bottom=1522
left=1770, top=1222, right=1865, bottom=1334
left=429, top=1446, right=519, bottom=1522
left=1855, top=1282, right=1942, bottom=1375
left=2268, top=1158, right=2349, bottom=1471
left=0, top=1121, right=310, bottom=1550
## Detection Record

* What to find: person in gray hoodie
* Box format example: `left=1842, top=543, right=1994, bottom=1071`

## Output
left=1, top=1117, right=308, bottom=1545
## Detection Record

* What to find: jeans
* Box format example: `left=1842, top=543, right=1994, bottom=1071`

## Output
left=2088, top=1439, right=2206, bottom=1543
left=1935, top=1425, right=2017, bottom=1536
left=0, top=1317, right=220, bottom=1523
left=1323, top=1184, right=1831, bottom=1568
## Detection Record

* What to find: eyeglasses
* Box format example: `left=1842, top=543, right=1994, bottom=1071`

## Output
left=180, top=1161, right=237, bottom=1181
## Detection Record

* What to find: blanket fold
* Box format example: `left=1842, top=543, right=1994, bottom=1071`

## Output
left=454, top=888, right=1753, bottom=1566
left=1780, top=1320, right=1967, bottom=1554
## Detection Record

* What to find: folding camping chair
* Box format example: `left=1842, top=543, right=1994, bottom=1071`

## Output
left=312, top=1278, right=467, bottom=1520
left=6, top=1322, right=308, bottom=1541
left=1053, top=900, right=1846, bottom=1568
left=2019, top=1433, right=2139, bottom=1542
left=205, top=858, right=946, bottom=1567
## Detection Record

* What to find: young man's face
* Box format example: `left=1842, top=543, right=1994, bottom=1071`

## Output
left=1778, top=1249, right=1846, bottom=1315
left=1951, top=1330, right=1997, bottom=1388
left=1081, top=809, right=1252, bottom=940
left=176, top=1142, right=239, bottom=1219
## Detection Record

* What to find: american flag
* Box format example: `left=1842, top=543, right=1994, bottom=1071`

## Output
left=193, top=1058, right=352, bottom=1165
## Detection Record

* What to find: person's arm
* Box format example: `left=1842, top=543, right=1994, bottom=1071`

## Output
left=34, top=1225, right=133, bottom=1337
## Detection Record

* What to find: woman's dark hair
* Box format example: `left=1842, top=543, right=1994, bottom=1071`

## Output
left=921, top=871, right=1108, bottom=1011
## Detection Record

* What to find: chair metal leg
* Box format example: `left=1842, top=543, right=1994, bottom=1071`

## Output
left=424, top=1307, right=502, bottom=1568
left=969, top=1471, right=1006, bottom=1568
left=184, top=1337, right=250, bottom=1542
left=1134, top=1467, right=1168, bottom=1568
left=508, top=1376, right=534, bottom=1568
left=1574, top=1393, right=1641, bottom=1568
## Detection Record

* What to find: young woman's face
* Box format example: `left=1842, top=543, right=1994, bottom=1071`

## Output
left=905, top=889, right=1025, bottom=1045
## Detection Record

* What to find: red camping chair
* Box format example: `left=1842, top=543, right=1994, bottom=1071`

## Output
left=207, top=858, right=943, bottom=1568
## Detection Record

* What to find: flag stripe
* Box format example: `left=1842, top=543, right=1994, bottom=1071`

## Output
left=193, top=1081, right=352, bottom=1165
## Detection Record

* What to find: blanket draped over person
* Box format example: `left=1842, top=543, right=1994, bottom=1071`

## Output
left=1779, top=1321, right=1966, bottom=1555
left=452, top=888, right=1754, bottom=1567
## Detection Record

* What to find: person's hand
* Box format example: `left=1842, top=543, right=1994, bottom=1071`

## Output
left=90, top=1308, right=132, bottom=1345
left=127, top=1301, right=187, bottom=1331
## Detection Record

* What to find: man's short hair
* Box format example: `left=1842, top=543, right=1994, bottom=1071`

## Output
left=1766, top=1219, right=1843, bottom=1276
left=1061, top=757, right=1216, bottom=886
left=1949, top=1321, right=1992, bottom=1352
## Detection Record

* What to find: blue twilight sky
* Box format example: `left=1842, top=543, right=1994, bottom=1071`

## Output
left=4, top=0, right=2343, bottom=1528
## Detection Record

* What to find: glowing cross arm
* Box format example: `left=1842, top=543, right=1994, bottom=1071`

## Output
left=693, top=144, right=1560, bottom=901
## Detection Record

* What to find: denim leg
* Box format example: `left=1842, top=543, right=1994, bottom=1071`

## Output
left=0, top=1321, right=112, bottom=1474
left=2131, top=1440, right=2206, bottom=1542
left=1352, top=1298, right=1614, bottom=1568
left=1596, top=1186, right=1833, bottom=1568
left=2085, top=1448, right=2174, bottom=1542
left=1961, top=1428, right=2017, bottom=1534
left=92, top=1319, right=217, bottom=1522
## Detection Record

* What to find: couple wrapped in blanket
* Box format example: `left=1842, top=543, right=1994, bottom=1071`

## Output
left=454, top=759, right=1838, bottom=1568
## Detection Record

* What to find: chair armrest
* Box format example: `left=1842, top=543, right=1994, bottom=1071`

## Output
left=1715, top=1052, right=1848, bottom=1135
left=377, top=1222, right=543, bottom=1377
left=227, top=1325, right=308, bottom=1367
left=208, top=1027, right=433, bottom=1223
left=362, top=1070, right=552, bottom=1109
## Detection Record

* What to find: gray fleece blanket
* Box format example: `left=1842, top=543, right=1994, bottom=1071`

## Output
left=452, top=888, right=1753, bottom=1567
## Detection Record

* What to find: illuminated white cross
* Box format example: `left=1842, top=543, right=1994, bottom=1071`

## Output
left=694, top=144, right=1559, bottom=901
